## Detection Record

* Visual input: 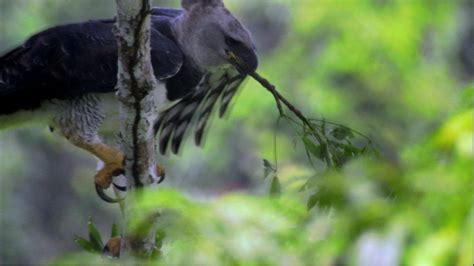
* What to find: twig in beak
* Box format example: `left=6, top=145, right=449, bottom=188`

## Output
left=247, top=70, right=334, bottom=169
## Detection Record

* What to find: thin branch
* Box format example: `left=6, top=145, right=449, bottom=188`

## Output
left=248, top=71, right=334, bottom=169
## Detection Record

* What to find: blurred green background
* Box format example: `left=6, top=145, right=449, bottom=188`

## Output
left=0, top=0, right=472, bottom=265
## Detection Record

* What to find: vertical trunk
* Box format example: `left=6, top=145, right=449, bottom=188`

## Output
left=114, top=0, right=159, bottom=257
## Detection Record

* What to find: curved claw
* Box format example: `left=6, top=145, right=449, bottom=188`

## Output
left=111, top=172, right=165, bottom=190
left=95, top=184, right=124, bottom=203
left=157, top=166, right=166, bottom=184
left=97, top=166, right=166, bottom=202
left=157, top=172, right=166, bottom=184
left=113, top=182, right=127, bottom=192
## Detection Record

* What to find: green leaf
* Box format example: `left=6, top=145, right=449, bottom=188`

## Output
left=307, top=193, right=319, bottom=210
left=87, top=217, right=103, bottom=250
left=328, top=145, right=344, bottom=167
left=331, top=126, right=354, bottom=140
left=270, top=176, right=281, bottom=196
left=302, top=137, right=324, bottom=160
left=73, top=235, right=101, bottom=254
left=111, top=223, right=119, bottom=238
left=342, top=143, right=361, bottom=157
left=155, top=230, right=166, bottom=249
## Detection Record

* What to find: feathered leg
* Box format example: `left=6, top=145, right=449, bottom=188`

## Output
left=70, top=139, right=127, bottom=202
left=52, top=94, right=165, bottom=203
left=74, top=141, right=124, bottom=189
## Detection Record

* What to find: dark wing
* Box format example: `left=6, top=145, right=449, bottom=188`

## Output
left=154, top=67, right=246, bottom=154
left=151, top=7, right=183, bottom=18
left=0, top=16, right=183, bottom=115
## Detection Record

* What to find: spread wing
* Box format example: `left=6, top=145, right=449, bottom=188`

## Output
left=154, top=67, right=246, bottom=154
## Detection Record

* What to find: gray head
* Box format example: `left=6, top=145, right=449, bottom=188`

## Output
left=173, top=0, right=258, bottom=73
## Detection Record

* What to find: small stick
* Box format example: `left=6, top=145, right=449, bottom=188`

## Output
left=248, top=71, right=334, bottom=169
left=229, top=52, right=334, bottom=168
left=249, top=71, right=310, bottom=127
left=248, top=72, right=284, bottom=116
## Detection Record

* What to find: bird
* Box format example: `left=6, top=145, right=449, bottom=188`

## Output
left=0, top=0, right=258, bottom=202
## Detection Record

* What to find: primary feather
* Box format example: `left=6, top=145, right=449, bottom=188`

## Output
left=154, top=67, right=244, bottom=154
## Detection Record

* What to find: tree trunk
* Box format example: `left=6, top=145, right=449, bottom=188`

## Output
left=114, top=0, right=159, bottom=257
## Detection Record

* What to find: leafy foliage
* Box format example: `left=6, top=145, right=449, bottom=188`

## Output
left=74, top=217, right=119, bottom=255
left=249, top=71, right=374, bottom=171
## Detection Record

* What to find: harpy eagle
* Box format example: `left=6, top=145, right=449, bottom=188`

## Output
left=0, top=0, right=258, bottom=202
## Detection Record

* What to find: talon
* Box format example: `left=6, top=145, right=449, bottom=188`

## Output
left=95, top=163, right=124, bottom=189
left=95, top=163, right=125, bottom=203
left=103, top=236, right=122, bottom=258
left=95, top=164, right=165, bottom=202
left=96, top=184, right=124, bottom=203
left=113, top=182, right=127, bottom=192
left=157, top=165, right=166, bottom=184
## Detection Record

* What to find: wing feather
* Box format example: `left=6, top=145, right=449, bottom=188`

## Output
left=0, top=15, right=183, bottom=115
left=154, top=67, right=245, bottom=154
left=218, top=77, right=244, bottom=117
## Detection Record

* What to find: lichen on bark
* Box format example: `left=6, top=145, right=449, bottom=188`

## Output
left=114, top=0, right=159, bottom=257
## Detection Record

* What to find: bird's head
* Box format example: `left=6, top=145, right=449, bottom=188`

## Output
left=174, top=0, right=258, bottom=73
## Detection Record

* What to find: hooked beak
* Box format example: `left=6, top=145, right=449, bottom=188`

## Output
left=226, top=47, right=258, bottom=75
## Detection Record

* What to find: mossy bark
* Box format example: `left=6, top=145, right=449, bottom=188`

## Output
left=114, top=0, right=159, bottom=258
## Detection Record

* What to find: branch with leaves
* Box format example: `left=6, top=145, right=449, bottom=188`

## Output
left=226, top=51, right=374, bottom=173
left=248, top=70, right=375, bottom=197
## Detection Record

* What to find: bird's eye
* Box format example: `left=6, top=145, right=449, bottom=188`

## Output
left=225, top=36, right=241, bottom=47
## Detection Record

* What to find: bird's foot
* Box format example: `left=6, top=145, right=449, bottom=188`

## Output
left=156, top=164, right=166, bottom=184
left=95, top=163, right=125, bottom=203
left=95, top=164, right=166, bottom=203
left=95, top=163, right=124, bottom=188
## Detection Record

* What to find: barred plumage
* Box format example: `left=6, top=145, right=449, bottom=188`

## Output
left=154, top=68, right=245, bottom=154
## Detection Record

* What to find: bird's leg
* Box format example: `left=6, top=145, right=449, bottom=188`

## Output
left=65, top=137, right=166, bottom=202
left=79, top=142, right=125, bottom=189
left=76, top=142, right=167, bottom=187
left=53, top=97, right=163, bottom=202
left=70, top=141, right=126, bottom=202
